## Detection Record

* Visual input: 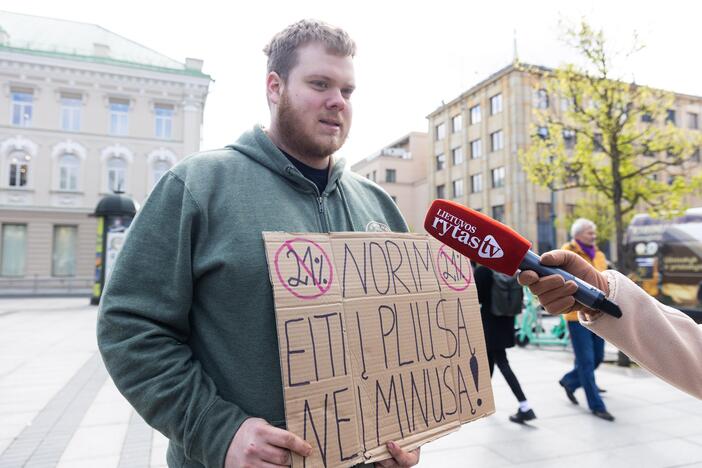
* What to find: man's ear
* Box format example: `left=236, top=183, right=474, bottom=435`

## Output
left=266, top=72, right=284, bottom=106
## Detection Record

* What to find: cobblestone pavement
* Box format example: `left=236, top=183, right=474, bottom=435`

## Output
left=1, top=298, right=701, bottom=468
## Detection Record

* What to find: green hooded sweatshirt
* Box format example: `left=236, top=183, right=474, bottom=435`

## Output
left=97, top=126, right=408, bottom=468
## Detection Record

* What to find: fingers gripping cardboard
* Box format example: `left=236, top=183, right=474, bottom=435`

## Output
left=264, top=232, right=494, bottom=467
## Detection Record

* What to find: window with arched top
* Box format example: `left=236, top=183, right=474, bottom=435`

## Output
left=107, top=157, right=127, bottom=193
left=151, top=159, right=171, bottom=188
left=8, top=151, right=31, bottom=187
left=58, top=153, right=80, bottom=191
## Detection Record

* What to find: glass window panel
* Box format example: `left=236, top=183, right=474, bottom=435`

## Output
left=1, top=224, right=27, bottom=276
left=52, top=226, right=77, bottom=276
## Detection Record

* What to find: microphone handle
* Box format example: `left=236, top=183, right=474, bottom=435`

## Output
left=519, top=251, right=622, bottom=319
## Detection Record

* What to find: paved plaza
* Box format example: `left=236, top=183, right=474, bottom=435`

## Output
left=0, top=297, right=701, bottom=468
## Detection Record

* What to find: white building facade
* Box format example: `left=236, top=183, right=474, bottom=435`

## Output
left=0, top=11, right=211, bottom=291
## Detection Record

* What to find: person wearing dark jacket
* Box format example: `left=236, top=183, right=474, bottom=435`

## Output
left=473, top=264, right=536, bottom=424
left=97, top=20, right=419, bottom=468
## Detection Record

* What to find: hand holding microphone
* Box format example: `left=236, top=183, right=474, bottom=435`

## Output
left=424, top=199, right=621, bottom=319
left=517, top=250, right=608, bottom=318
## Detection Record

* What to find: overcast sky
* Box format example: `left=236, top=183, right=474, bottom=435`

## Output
left=4, top=0, right=701, bottom=164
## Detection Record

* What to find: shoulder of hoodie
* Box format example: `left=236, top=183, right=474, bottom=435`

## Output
left=340, top=168, right=394, bottom=201
left=167, top=147, right=251, bottom=180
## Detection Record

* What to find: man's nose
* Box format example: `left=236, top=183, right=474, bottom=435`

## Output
left=326, top=88, right=346, bottom=111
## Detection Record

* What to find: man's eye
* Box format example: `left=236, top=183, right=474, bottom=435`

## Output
left=312, top=81, right=328, bottom=89
left=342, top=88, right=354, bottom=99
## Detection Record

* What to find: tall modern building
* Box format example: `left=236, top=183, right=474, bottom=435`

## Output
left=351, top=132, right=430, bottom=232
left=426, top=62, right=702, bottom=256
left=0, top=11, right=212, bottom=291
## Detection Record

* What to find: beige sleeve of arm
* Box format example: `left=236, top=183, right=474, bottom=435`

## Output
left=579, top=270, right=702, bottom=400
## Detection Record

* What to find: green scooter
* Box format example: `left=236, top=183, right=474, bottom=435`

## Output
left=515, top=287, right=570, bottom=347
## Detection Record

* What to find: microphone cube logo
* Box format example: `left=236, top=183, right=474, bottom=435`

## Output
left=478, top=235, right=504, bottom=259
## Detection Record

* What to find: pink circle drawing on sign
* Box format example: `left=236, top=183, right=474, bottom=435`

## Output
left=436, top=245, right=472, bottom=291
left=274, top=237, right=334, bottom=300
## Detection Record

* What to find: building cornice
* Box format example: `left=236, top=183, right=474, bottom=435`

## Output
left=0, top=204, right=93, bottom=214
left=0, top=126, right=186, bottom=145
left=0, top=52, right=211, bottom=91
left=0, top=44, right=211, bottom=80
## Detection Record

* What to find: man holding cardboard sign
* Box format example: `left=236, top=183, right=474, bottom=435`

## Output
left=97, top=19, right=423, bottom=468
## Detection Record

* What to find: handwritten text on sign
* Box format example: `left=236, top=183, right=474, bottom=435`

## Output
left=264, top=232, right=494, bottom=468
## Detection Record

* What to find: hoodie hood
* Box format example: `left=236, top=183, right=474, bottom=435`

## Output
left=227, top=125, right=347, bottom=195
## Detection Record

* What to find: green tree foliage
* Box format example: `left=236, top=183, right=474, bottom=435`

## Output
left=519, top=20, right=702, bottom=270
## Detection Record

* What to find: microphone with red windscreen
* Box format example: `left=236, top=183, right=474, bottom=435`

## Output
left=424, top=199, right=622, bottom=318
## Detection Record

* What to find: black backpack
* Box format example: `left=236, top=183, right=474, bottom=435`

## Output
left=490, top=272, right=524, bottom=317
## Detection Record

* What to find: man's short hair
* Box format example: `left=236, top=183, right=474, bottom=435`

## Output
left=570, top=218, right=596, bottom=238
left=263, top=19, right=356, bottom=81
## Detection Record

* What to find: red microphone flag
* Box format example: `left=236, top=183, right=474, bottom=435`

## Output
left=424, top=199, right=532, bottom=276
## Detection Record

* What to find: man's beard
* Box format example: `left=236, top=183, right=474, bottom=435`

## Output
left=277, top=91, right=347, bottom=160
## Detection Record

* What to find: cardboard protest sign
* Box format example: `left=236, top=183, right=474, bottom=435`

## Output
left=263, top=232, right=494, bottom=467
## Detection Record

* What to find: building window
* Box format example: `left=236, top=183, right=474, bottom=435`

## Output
left=452, top=178, right=464, bottom=198
left=155, top=103, right=174, bottom=139
left=1, top=224, right=27, bottom=276
left=8, top=152, right=30, bottom=187
left=451, top=114, right=462, bottom=133
left=563, top=129, right=576, bottom=149
left=641, top=113, right=653, bottom=123
left=692, top=148, right=701, bottom=162
left=560, top=97, right=573, bottom=112
left=391, top=195, right=397, bottom=203
left=492, top=205, right=505, bottom=223
left=107, top=157, right=127, bottom=192
left=60, top=94, right=81, bottom=132
left=688, top=112, right=699, bottom=130
left=470, top=139, right=482, bottom=159
left=11, top=89, right=33, bottom=127
left=490, top=130, right=504, bottom=152
left=452, top=146, right=464, bottom=165
left=471, top=173, right=483, bottom=193
left=536, top=89, right=549, bottom=109
left=490, top=93, right=502, bottom=115
left=109, top=98, right=129, bottom=135
left=436, top=184, right=446, bottom=199
left=52, top=225, right=77, bottom=277
left=491, top=166, right=505, bottom=188
left=435, top=122, right=446, bottom=140
left=537, top=126, right=549, bottom=139
left=470, top=105, right=481, bottom=124
left=58, top=154, right=80, bottom=191
left=593, top=133, right=604, bottom=152
left=537, top=202, right=554, bottom=253
left=151, top=160, right=171, bottom=188
left=436, top=153, right=446, bottom=170
left=666, top=109, right=676, bottom=125
left=372, top=170, right=377, bottom=182
left=385, top=168, right=397, bottom=183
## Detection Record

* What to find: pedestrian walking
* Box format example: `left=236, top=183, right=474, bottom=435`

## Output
left=474, top=263, right=536, bottom=424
